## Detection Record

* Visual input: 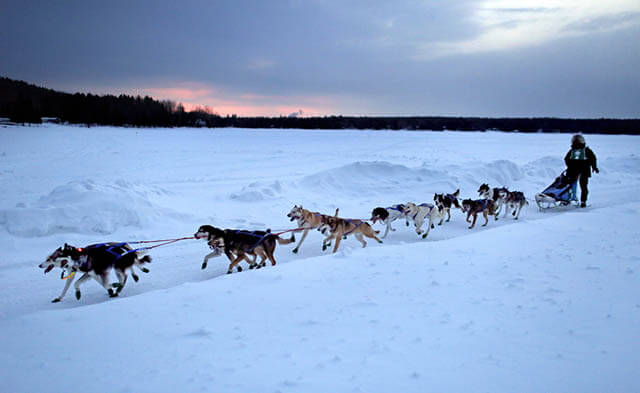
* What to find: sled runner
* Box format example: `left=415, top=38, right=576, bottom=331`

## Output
left=535, top=171, right=578, bottom=209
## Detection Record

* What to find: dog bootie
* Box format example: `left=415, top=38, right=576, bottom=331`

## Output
left=580, top=202, right=587, bottom=208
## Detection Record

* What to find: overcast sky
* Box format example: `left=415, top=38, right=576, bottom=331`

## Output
left=1, top=0, right=639, bottom=117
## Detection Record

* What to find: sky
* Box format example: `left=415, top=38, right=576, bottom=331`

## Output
left=1, top=0, right=639, bottom=118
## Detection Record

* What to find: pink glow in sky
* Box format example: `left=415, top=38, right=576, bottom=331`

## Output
left=122, top=83, right=338, bottom=117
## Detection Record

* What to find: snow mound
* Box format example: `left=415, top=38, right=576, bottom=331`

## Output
left=0, top=180, right=172, bottom=237
left=299, top=161, right=455, bottom=196
left=230, top=180, right=284, bottom=201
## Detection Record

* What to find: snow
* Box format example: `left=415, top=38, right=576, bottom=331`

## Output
left=0, top=124, right=639, bottom=392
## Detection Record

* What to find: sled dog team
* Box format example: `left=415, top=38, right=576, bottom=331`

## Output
left=40, top=184, right=527, bottom=302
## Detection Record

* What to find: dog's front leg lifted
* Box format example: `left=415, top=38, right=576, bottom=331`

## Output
left=293, top=229, right=310, bottom=253
left=52, top=271, right=76, bottom=303
left=201, top=249, right=222, bottom=270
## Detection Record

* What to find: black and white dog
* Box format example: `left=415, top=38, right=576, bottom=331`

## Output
left=369, top=204, right=407, bottom=238
left=504, top=191, right=528, bottom=220
left=39, top=243, right=151, bottom=303
left=433, top=189, right=461, bottom=225
left=478, top=184, right=509, bottom=218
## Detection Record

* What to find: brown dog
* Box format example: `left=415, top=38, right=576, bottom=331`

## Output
left=319, top=216, right=382, bottom=253
left=286, top=205, right=339, bottom=253
left=195, top=225, right=295, bottom=274
left=461, top=199, right=497, bottom=229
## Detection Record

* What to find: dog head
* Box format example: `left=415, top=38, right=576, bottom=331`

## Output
left=477, top=184, right=490, bottom=199
left=40, top=243, right=80, bottom=274
left=194, top=225, right=224, bottom=240
left=318, top=216, right=339, bottom=235
left=370, top=207, right=389, bottom=223
left=493, top=187, right=509, bottom=201
left=287, top=205, right=304, bottom=222
left=461, top=199, right=475, bottom=213
left=403, top=202, right=419, bottom=217
left=434, top=196, right=445, bottom=211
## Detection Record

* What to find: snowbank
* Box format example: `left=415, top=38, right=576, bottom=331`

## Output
left=0, top=179, right=178, bottom=237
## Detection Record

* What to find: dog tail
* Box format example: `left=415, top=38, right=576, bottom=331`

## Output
left=276, top=234, right=296, bottom=245
left=453, top=189, right=460, bottom=197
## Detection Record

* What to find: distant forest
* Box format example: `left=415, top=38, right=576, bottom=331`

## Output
left=1, top=77, right=639, bottom=134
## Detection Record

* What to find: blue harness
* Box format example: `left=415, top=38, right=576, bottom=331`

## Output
left=79, top=242, right=143, bottom=271
left=413, top=204, right=434, bottom=220
left=233, top=230, right=271, bottom=248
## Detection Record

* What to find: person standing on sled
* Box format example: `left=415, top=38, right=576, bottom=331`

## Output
left=564, top=134, right=598, bottom=208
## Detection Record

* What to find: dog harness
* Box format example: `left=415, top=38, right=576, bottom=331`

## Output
left=232, top=230, right=272, bottom=249
left=388, top=205, right=404, bottom=212
left=76, top=243, right=142, bottom=271
left=342, top=219, right=364, bottom=237
left=413, top=204, right=435, bottom=220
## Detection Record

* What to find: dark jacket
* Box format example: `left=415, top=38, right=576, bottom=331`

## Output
left=564, top=145, right=597, bottom=179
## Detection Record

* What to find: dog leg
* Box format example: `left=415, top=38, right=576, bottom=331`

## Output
left=73, top=273, right=92, bottom=300
left=332, top=236, right=343, bottom=253
left=422, top=217, right=433, bottom=238
left=354, top=232, right=367, bottom=248
left=52, top=272, right=76, bottom=302
left=469, top=214, right=477, bottom=229
left=515, top=204, right=522, bottom=220
left=446, top=209, right=451, bottom=222
left=227, top=255, right=246, bottom=274
left=130, top=267, right=139, bottom=282
left=482, top=210, right=489, bottom=226
left=265, top=249, right=277, bottom=266
left=201, top=249, right=222, bottom=270
left=382, top=223, right=391, bottom=238
left=292, top=229, right=310, bottom=253
left=113, top=270, right=128, bottom=295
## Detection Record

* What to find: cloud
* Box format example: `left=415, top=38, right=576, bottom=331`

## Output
left=421, top=0, right=640, bottom=58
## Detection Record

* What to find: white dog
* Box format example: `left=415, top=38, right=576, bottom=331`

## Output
left=403, top=202, right=443, bottom=239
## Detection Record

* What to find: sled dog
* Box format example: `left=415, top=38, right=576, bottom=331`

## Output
left=286, top=205, right=339, bottom=253
left=477, top=184, right=509, bottom=217
left=504, top=191, right=528, bottom=219
left=39, top=242, right=151, bottom=302
left=318, top=216, right=382, bottom=253
left=403, top=202, right=443, bottom=239
left=369, top=204, right=407, bottom=238
left=461, top=198, right=497, bottom=229
left=194, top=225, right=295, bottom=274
left=433, top=189, right=461, bottom=225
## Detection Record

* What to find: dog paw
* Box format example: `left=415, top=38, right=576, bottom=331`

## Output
left=132, top=274, right=139, bottom=282
left=141, top=268, right=150, bottom=273
left=75, top=290, right=81, bottom=300
left=201, top=263, right=208, bottom=270
left=422, top=233, right=428, bottom=239
left=226, top=270, right=232, bottom=274
left=237, top=266, right=243, bottom=272
left=292, top=248, right=299, bottom=254
left=51, top=298, right=61, bottom=303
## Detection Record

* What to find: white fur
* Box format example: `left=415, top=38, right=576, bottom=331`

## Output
left=403, top=202, right=443, bottom=239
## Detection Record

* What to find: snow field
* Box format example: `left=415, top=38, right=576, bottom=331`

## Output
left=0, top=125, right=639, bottom=392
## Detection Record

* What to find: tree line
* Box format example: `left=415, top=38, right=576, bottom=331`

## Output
left=1, top=76, right=638, bottom=134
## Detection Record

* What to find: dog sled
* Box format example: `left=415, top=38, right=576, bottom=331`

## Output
left=535, top=171, right=578, bottom=209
